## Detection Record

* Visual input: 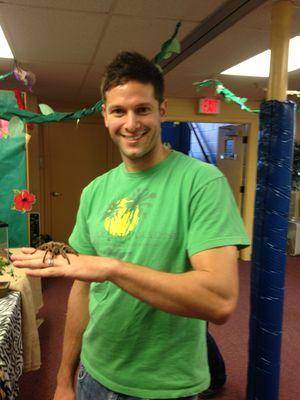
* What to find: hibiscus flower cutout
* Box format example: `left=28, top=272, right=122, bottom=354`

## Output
left=0, top=128, right=8, bottom=139
left=12, top=189, right=36, bottom=212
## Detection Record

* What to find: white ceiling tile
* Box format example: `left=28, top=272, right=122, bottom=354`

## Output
left=0, top=0, right=300, bottom=104
left=34, top=84, right=79, bottom=103
left=2, top=0, right=114, bottom=13
left=236, top=2, right=271, bottom=31
left=165, top=24, right=271, bottom=79
left=93, top=16, right=198, bottom=65
left=80, top=64, right=105, bottom=90
left=0, top=4, right=108, bottom=63
left=77, top=86, right=102, bottom=104
left=0, top=58, right=15, bottom=72
left=32, top=62, right=89, bottom=88
left=113, top=0, right=226, bottom=21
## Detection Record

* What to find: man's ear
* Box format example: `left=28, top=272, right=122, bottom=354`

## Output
left=102, top=103, right=108, bottom=127
left=159, top=99, right=167, bottom=120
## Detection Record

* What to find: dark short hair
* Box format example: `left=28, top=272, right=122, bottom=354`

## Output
left=101, top=52, right=164, bottom=103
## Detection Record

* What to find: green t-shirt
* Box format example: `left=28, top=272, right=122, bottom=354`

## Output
left=69, top=150, right=250, bottom=398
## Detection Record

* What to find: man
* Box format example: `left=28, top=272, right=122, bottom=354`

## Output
left=12, top=52, right=249, bottom=400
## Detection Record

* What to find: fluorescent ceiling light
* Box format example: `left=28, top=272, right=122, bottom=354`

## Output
left=221, top=36, right=300, bottom=77
left=0, top=25, right=13, bottom=59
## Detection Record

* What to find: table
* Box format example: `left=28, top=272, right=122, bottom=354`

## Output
left=0, top=291, right=22, bottom=400
left=1, top=249, right=43, bottom=372
left=0, top=249, right=43, bottom=398
left=0, top=268, right=42, bottom=371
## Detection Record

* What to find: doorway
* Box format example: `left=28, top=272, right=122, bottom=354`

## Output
left=161, top=121, right=249, bottom=215
left=42, top=120, right=109, bottom=243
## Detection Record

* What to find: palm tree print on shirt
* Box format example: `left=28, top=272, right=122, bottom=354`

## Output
left=103, top=189, right=156, bottom=237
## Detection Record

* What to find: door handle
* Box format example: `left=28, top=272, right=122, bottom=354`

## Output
left=50, top=191, right=62, bottom=197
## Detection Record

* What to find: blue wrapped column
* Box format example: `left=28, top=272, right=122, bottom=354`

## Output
left=247, top=100, right=295, bottom=400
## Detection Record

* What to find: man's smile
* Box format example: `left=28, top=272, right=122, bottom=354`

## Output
left=120, top=130, right=148, bottom=142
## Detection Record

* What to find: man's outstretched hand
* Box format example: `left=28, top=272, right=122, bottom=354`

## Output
left=11, top=247, right=116, bottom=282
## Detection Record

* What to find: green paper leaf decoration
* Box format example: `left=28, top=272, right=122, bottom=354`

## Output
left=194, top=79, right=260, bottom=113
left=152, top=22, right=181, bottom=66
left=161, top=38, right=181, bottom=59
left=8, top=117, right=24, bottom=137
left=194, top=79, right=222, bottom=89
left=0, top=71, right=13, bottom=81
left=39, top=103, right=55, bottom=115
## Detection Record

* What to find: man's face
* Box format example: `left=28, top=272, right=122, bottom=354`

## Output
left=102, top=80, right=167, bottom=169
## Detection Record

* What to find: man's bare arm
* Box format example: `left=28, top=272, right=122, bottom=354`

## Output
left=54, top=280, right=90, bottom=399
left=110, top=245, right=239, bottom=324
left=12, top=245, right=238, bottom=324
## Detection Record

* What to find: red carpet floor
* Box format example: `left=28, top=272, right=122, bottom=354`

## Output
left=18, top=257, right=300, bottom=399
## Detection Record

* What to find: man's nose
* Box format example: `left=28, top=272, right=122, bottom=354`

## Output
left=125, top=112, right=140, bottom=132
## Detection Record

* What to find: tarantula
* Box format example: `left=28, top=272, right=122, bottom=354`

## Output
left=31, top=241, right=78, bottom=264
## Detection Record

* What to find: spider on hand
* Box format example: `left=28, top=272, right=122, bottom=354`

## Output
left=31, top=241, right=79, bottom=264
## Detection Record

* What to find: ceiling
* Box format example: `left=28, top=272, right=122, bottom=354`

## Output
left=1, top=0, right=300, bottom=108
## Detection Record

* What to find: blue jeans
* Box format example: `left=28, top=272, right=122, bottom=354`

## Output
left=76, top=363, right=199, bottom=400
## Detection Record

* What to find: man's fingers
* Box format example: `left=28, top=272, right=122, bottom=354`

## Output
left=25, top=267, right=64, bottom=278
left=21, top=247, right=36, bottom=254
left=13, top=259, right=51, bottom=269
left=11, top=251, right=44, bottom=261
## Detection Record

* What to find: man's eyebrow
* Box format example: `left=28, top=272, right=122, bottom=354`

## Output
left=135, top=103, right=152, bottom=107
left=107, top=104, right=123, bottom=111
left=107, top=102, right=153, bottom=111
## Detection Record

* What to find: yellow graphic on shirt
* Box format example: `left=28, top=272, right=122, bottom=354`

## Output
left=103, top=189, right=156, bottom=237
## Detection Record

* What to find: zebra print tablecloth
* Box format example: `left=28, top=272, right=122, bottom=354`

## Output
left=0, top=291, right=23, bottom=400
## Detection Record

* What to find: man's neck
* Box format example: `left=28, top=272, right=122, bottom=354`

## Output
left=123, top=146, right=171, bottom=172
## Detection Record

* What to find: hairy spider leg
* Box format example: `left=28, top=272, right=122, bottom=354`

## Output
left=43, top=249, right=50, bottom=263
left=61, top=252, right=71, bottom=264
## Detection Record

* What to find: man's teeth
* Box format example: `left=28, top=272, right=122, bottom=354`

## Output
left=122, top=132, right=145, bottom=140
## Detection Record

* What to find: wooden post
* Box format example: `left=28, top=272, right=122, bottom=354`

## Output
left=267, top=0, right=293, bottom=101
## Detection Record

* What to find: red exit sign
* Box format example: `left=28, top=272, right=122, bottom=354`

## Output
left=198, top=98, right=220, bottom=114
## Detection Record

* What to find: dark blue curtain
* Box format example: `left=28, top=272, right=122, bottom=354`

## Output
left=161, top=122, right=191, bottom=154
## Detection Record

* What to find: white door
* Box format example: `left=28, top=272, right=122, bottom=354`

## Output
left=216, top=124, right=248, bottom=212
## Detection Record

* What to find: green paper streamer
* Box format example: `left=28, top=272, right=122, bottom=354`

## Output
left=194, top=79, right=260, bottom=113
left=0, top=71, right=13, bottom=81
left=0, top=99, right=104, bottom=124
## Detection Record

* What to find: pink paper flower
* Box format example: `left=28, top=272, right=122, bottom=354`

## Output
left=0, top=120, right=9, bottom=139
left=12, top=189, right=36, bottom=212
left=0, top=128, right=8, bottom=139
